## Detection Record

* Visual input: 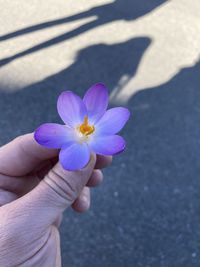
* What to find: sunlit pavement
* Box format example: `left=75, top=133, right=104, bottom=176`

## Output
left=1, top=1, right=200, bottom=266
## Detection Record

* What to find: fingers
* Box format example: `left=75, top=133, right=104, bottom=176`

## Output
left=72, top=187, right=90, bottom=212
left=36, top=155, right=111, bottom=180
left=87, top=169, right=103, bottom=187
left=2, top=154, right=96, bottom=229
left=0, top=153, right=108, bottom=207
left=0, top=132, right=111, bottom=177
left=0, top=174, right=40, bottom=196
left=35, top=158, right=57, bottom=180
left=0, top=133, right=58, bottom=176
left=95, top=155, right=112, bottom=169
left=72, top=170, right=103, bottom=213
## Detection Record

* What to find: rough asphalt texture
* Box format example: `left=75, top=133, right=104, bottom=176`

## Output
left=1, top=1, right=200, bottom=266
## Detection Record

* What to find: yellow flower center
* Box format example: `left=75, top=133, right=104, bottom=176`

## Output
left=79, top=116, right=95, bottom=136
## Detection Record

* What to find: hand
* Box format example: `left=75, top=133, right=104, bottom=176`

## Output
left=0, top=133, right=112, bottom=267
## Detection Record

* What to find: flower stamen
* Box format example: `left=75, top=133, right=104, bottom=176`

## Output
left=79, top=116, right=95, bottom=136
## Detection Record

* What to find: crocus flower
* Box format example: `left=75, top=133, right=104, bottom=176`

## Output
left=34, top=83, right=130, bottom=171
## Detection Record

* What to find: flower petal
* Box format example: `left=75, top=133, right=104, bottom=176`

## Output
left=34, top=123, right=74, bottom=148
left=57, top=91, right=87, bottom=127
left=90, top=135, right=126, bottom=155
left=95, top=107, right=130, bottom=135
left=83, top=83, right=109, bottom=123
left=59, top=142, right=90, bottom=171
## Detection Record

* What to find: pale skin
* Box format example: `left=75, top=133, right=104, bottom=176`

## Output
left=0, top=133, right=112, bottom=267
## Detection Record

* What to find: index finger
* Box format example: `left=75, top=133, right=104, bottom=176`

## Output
left=0, top=133, right=58, bottom=176
left=0, top=134, right=113, bottom=177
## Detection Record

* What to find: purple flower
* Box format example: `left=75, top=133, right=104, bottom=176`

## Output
left=34, top=83, right=130, bottom=171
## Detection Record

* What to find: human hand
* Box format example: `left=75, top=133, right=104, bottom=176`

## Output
left=0, top=133, right=112, bottom=267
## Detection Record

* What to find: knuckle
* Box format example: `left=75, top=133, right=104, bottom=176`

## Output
left=45, top=169, right=78, bottom=202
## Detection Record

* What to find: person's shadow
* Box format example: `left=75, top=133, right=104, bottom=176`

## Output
left=0, top=36, right=151, bottom=143
left=0, top=36, right=200, bottom=266
left=0, top=0, right=166, bottom=67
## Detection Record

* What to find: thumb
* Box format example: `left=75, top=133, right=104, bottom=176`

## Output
left=3, top=154, right=96, bottom=229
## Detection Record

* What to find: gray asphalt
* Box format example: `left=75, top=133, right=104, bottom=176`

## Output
left=1, top=1, right=200, bottom=266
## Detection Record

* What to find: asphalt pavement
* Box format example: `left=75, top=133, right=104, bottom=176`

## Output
left=1, top=1, right=200, bottom=266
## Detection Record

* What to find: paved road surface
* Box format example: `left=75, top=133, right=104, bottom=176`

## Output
left=1, top=1, right=200, bottom=266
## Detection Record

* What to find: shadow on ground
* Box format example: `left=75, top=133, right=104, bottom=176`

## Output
left=0, top=0, right=166, bottom=67
left=0, top=37, right=151, bottom=142
left=0, top=1, right=199, bottom=265
left=60, top=58, right=200, bottom=267
left=0, top=33, right=200, bottom=266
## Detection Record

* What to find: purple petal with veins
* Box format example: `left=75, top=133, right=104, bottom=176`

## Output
left=57, top=91, right=87, bottom=127
left=34, top=83, right=130, bottom=171
left=59, top=142, right=90, bottom=171
left=95, top=107, right=130, bottom=135
left=34, top=123, right=75, bottom=149
left=83, top=83, right=108, bottom=123
left=90, top=135, right=126, bottom=156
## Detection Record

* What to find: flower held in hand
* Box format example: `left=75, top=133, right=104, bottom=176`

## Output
left=34, top=83, right=130, bottom=171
